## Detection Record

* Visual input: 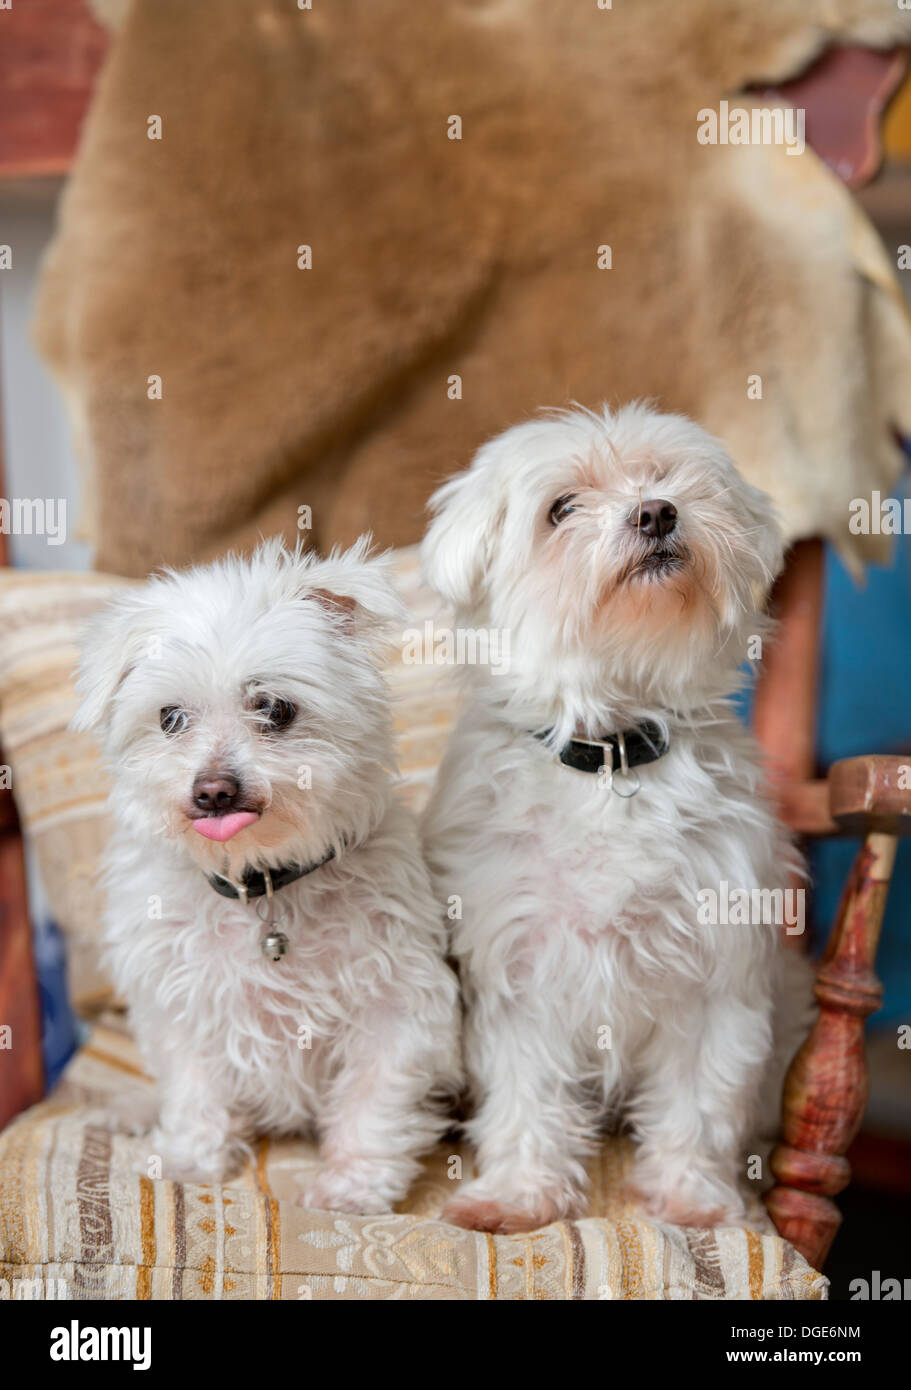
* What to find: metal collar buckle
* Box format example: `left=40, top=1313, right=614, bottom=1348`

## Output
left=609, top=729, right=640, bottom=798
left=568, top=729, right=641, bottom=797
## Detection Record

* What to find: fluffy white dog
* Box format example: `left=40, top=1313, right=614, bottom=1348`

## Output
left=74, top=538, right=460, bottom=1214
left=421, top=402, right=810, bottom=1234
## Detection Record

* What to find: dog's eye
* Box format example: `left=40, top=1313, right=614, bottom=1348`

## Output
left=253, top=696, right=296, bottom=731
left=549, top=494, right=578, bottom=526
left=160, top=706, right=188, bottom=736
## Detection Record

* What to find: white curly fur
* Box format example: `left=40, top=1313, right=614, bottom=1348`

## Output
left=421, top=403, right=813, bottom=1234
left=74, top=538, right=461, bottom=1213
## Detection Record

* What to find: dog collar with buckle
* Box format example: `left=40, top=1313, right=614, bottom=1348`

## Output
left=206, top=849, right=336, bottom=903
left=534, top=720, right=669, bottom=796
left=207, top=848, right=337, bottom=961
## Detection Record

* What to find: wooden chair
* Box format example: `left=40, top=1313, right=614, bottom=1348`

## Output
left=0, top=441, right=44, bottom=1131
left=0, top=0, right=106, bottom=1132
left=766, top=762, right=906, bottom=1270
left=0, top=530, right=906, bottom=1272
left=754, top=540, right=909, bottom=1270
left=0, top=0, right=908, bottom=1284
left=0, top=759, right=43, bottom=1130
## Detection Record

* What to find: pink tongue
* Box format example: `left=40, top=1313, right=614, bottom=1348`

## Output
left=193, top=811, right=260, bottom=842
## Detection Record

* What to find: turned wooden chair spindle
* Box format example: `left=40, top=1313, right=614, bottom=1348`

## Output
left=764, top=757, right=908, bottom=1269
left=754, top=540, right=909, bottom=1269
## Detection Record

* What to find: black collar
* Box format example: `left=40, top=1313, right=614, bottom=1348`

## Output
left=535, top=719, right=669, bottom=776
left=207, top=846, right=336, bottom=902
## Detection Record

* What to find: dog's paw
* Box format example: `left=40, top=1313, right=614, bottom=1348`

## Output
left=441, top=1186, right=574, bottom=1234
left=299, top=1168, right=394, bottom=1216
left=146, top=1128, right=244, bottom=1185
left=627, top=1176, right=746, bottom=1229
left=84, top=1092, right=159, bottom=1137
left=632, top=1192, right=729, bottom=1228
left=155, top=1157, right=236, bottom=1185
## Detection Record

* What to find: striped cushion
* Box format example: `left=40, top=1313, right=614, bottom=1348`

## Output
left=0, top=551, right=461, bottom=1012
left=0, top=1017, right=827, bottom=1300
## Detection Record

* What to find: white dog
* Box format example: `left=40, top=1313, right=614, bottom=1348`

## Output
left=421, top=403, right=810, bottom=1234
left=74, top=538, right=460, bottom=1214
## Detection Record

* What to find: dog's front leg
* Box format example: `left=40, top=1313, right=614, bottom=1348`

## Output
left=148, top=1062, right=249, bottom=1184
left=301, top=1031, right=451, bottom=1215
left=441, top=997, right=594, bottom=1233
left=628, top=992, right=772, bottom=1227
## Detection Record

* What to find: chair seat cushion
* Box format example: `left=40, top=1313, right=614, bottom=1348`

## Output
left=0, top=1019, right=828, bottom=1301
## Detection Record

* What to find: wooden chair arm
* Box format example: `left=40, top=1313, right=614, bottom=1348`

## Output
left=780, top=756, right=911, bottom=837
left=0, top=415, right=45, bottom=1128
left=764, top=756, right=909, bottom=1269
left=778, top=779, right=837, bottom=836
left=828, top=754, right=911, bottom=836
left=0, top=757, right=45, bottom=1129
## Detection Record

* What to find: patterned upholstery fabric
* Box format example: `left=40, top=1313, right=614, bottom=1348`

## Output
left=0, top=569, right=132, bottom=1012
left=0, top=1018, right=827, bottom=1301
left=0, top=555, right=827, bottom=1299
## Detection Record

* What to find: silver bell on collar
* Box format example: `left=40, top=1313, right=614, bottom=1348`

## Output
left=261, top=930, right=289, bottom=962
left=255, top=867, right=290, bottom=962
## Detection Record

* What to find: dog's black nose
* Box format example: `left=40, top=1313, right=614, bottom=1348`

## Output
left=192, top=772, right=240, bottom=813
left=635, top=498, right=677, bottom=539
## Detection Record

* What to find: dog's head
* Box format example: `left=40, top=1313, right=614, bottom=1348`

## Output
left=422, top=403, right=783, bottom=726
left=73, top=538, right=402, bottom=877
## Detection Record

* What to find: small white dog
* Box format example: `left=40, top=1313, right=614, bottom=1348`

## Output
left=74, top=538, right=460, bottom=1214
left=421, top=402, right=809, bottom=1234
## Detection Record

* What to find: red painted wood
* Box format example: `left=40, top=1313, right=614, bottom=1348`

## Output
left=0, top=0, right=109, bottom=179
left=754, top=540, right=825, bottom=798
left=0, top=382, right=44, bottom=1127
left=0, top=796, right=45, bottom=1129
left=765, top=830, right=898, bottom=1269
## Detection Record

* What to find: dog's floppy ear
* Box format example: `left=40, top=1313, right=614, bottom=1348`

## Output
left=292, top=537, right=406, bottom=640
left=740, top=478, right=786, bottom=598
left=421, top=446, right=507, bottom=610
left=71, top=589, right=156, bottom=733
